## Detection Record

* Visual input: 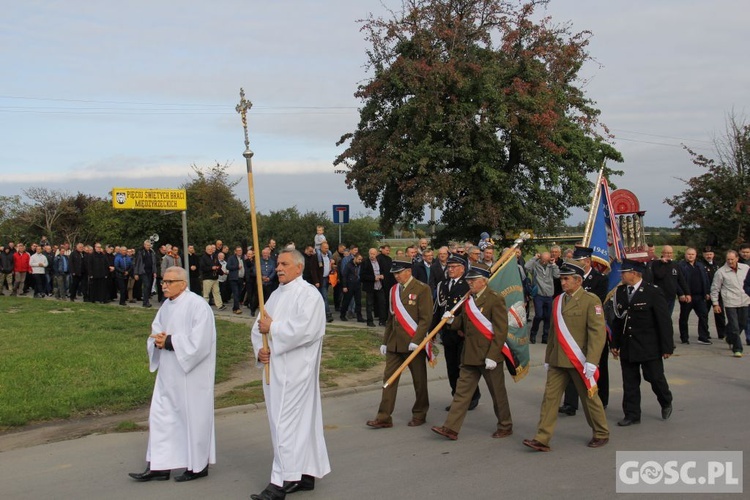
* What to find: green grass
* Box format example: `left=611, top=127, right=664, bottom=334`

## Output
left=0, top=297, right=250, bottom=429
left=320, top=328, right=383, bottom=386
left=0, top=298, right=385, bottom=428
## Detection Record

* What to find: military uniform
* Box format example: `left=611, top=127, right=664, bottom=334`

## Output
left=612, top=279, right=674, bottom=423
left=439, top=285, right=512, bottom=436
left=372, top=276, right=433, bottom=425
left=432, top=271, right=479, bottom=403
left=562, top=265, right=611, bottom=411
left=531, top=284, right=609, bottom=447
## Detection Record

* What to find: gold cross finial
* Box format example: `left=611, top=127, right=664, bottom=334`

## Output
left=235, top=87, right=253, bottom=151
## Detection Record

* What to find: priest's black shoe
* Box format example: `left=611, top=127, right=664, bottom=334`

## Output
left=251, top=482, right=287, bottom=500
left=468, top=398, right=479, bottom=411
left=128, top=467, right=170, bottom=481
left=174, top=465, right=208, bottom=482
left=283, top=474, right=315, bottom=493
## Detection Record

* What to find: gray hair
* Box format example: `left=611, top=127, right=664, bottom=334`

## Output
left=164, top=266, right=188, bottom=281
left=280, top=248, right=305, bottom=269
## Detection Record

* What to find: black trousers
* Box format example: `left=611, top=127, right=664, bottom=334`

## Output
left=116, top=276, right=128, bottom=304
left=620, top=357, right=672, bottom=420
left=340, top=286, right=362, bottom=319
left=441, top=330, right=480, bottom=402
left=365, top=288, right=386, bottom=323
left=678, top=295, right=710, bottom=342
left=563, top=342, right=609, bottom=409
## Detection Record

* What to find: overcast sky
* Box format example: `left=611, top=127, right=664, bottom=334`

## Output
left=1, top=0, right=748, bottom=229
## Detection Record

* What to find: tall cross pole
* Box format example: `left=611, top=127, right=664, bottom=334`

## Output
left=236, top=88, right=270, bottom=384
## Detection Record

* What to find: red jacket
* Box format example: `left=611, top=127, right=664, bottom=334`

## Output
left=13, top=251, right=32, bottom=273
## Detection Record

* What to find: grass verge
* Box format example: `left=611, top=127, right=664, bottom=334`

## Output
left=0, top=297, right=250, bottom=429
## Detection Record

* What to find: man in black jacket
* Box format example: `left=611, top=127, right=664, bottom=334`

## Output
left=199, top=244, right=225, bottom=311
left=611, top=260, right=674, bottom=427
left=647, top=245, right=688, bottom=316
left=432, top=254, right=480, bottom=411
left=133, top=240, right=158, bottom=308
left=677, top=248, right=711, bottom=345
left=69, top=243, right=86, bottom=301
left=360, top=248, right=386, bottom=327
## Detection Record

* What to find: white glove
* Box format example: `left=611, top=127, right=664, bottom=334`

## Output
left=408, top=342, right=419, bottom=351
left=379, top=345, right=387, bottom=356
left=484, top=358, right=498, bottom=370
left=544, top=363, right=549, bottom=372
left=442, top=311, right=454, bottom=324
left=583, top=362, right=597, bottom=379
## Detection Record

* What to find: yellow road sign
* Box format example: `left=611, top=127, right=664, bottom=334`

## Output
left=112, top=188, right=187, bottom=211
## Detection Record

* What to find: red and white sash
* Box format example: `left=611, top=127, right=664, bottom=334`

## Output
left=553, top=295, right=599, bottom=397
left=390, top=284, right=434, bottom=362
left=464, top=296, right=516, bottom=372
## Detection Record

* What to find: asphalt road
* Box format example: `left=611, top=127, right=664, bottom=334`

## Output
left=1, top=311, right=749, bottom=499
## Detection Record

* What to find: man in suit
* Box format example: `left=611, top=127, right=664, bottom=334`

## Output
left=611, top=259, right=674, bottom=426
left=523, top=260, right=609, bottom=452
left=407, top=245, right=429, bottom=285
left=677, top=247, right=711, bottom=345
left=377, top=245, right=395, bottom=300
left=366, top=257, right=433, bottom=429
left=429, top=246, right=449, bottom=295
left=559, top=246, right=609, bottom=415
left=701, top=246, right=725, bottom=340
left=431, top=254, right=480, bottom=411
left=431, top=263, right=512, bottom=440
left=360, top=248, right=387, bottom=327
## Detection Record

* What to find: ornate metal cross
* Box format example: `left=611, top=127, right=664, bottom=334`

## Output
left=235, top=87, right=253, bottom=151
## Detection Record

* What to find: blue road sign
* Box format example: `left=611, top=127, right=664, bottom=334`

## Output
left=333, top=204, right=349, bottom=224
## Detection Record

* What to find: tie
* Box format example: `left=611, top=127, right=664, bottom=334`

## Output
left=627, top=286, right=634, bottom=301
left=449, top=279, right=454, bottom=291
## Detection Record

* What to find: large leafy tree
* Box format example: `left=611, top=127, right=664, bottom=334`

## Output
left=666, top=113, right=750, bottom=249
left=335, top=0, right=621, bottom=241
left=182, top=162, right=252, bottom=247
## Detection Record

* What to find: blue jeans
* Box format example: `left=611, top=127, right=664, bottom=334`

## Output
left=230, top=279, right=243, bottom=311
left=725, top=307, right=746, bottom=354
left=531, top=295, right=554, bottom=341
left=319, top=276, right=331, bottom=316
left=139, top=273, right=154, bottom=305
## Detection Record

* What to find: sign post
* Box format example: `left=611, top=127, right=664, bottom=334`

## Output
left=332, top=204, right=349, bottom=246
left=112, top=188, right=191, bottom=286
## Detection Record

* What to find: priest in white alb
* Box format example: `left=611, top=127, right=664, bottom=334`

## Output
left=129, top=266, right=217, bottom=483
left=251, top=249, right=331, bottom=500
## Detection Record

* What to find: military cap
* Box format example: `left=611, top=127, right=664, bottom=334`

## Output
left=620, top=259, right=646, bottom=274
left=390, top=257, right=413, bottom=273
left=465, top=262, right=491, bottom=279
left=559, top=259, right=585, bottom=277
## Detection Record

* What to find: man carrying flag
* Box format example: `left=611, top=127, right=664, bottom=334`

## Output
left=523, top=260, right=609, bottom=452
left=431, top=263, right=513, bottom=441
left=367, top=256, right=433, bottom=429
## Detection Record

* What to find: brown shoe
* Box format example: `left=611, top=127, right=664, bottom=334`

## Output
left=407, top=418, right=425, bottom=427
left=492, top=428, right=513, bottom=438
left=522, top=438, right=551, bottom=452
left=431, top=426, right=458, bottom=440
left=587, top=437, right=609, bottom=448
left=366, top=419, right=393, bottom=429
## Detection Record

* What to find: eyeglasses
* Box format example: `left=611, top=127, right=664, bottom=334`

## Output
left=162, top=280, right=185, bottom=286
